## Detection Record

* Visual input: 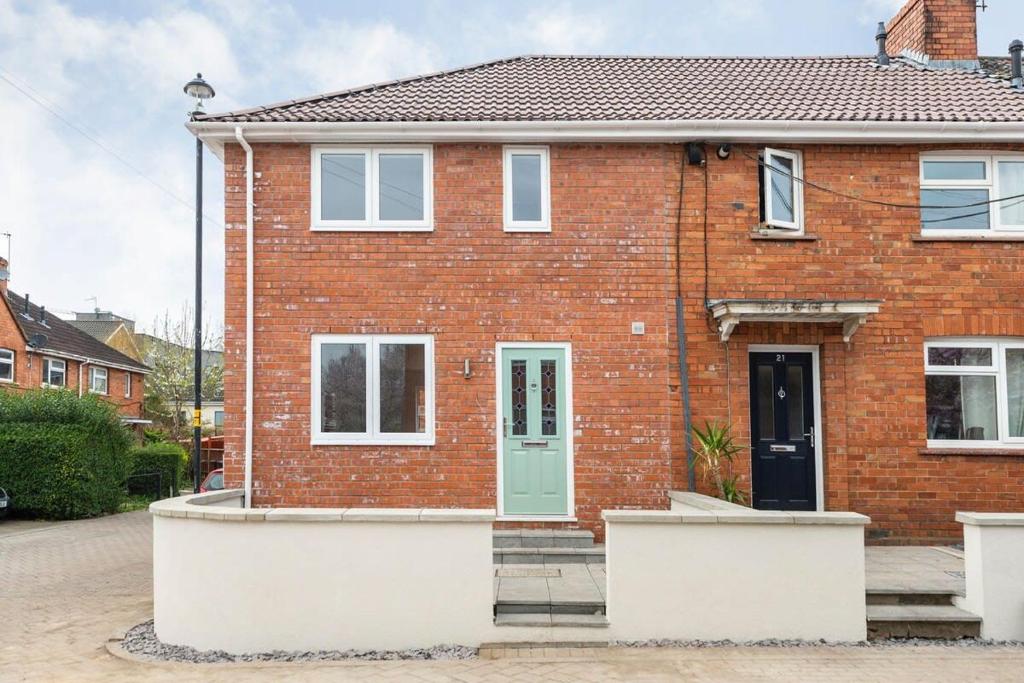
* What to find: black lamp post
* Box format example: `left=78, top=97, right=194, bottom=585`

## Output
left=184, top=73, right=215, bottom=493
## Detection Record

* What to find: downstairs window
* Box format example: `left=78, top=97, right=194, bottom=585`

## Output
left=925, top=339, right=1024, bottom=447
left=311, top=334, right=434, bottom=445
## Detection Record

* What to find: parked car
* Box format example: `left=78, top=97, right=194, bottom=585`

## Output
left=200, top=468, right=223, bottom=493
left=0, top=488, right=9, bottom=518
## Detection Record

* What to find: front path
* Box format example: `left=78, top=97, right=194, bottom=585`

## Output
left=3, top=511, right=1023, bottom=682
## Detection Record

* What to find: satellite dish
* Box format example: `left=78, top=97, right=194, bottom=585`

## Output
left=28, top=333, right=48, bottom=349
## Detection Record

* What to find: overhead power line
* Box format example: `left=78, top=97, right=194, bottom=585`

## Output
left=0, top=67, right=223, bottom=228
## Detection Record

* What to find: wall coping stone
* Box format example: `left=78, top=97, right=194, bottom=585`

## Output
left=150, top=490, right=496, bottom=523
left=605, top=508, right=869, bottom=526
left=956, top=511, right=1024, bottom=527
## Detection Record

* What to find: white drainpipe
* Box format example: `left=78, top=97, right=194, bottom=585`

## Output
left=235, top=127, right=254, bottom=509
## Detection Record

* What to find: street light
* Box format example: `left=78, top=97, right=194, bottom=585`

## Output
left=184, top=73, right=214, bottom=493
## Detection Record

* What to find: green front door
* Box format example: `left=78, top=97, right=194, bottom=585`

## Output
left=501, top=347, right=569, bottom=516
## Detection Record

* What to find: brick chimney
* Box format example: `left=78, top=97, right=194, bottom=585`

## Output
left=885, top=0, right=978, bottom=67
left=0, top=257, right=8, bottom=296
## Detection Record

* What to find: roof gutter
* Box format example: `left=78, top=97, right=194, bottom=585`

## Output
left=234, top=126, right=255, bottom=510
left=188, top=119, right=1024, bottom=158
left=27, top=347, right=151, bottom=375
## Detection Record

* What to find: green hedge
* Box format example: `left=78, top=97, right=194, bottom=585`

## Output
left=129, top=442, right=188, bottom=497
left=0, top=390, right=133, bottom=518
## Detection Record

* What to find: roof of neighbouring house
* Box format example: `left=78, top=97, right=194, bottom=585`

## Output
left=195, top=54, right=1024, bottom=124
left=67, top=319, right=125, bottom=343
left=3, top=290, right=149, bottom=371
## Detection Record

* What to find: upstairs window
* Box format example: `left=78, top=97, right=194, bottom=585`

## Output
left=0, top=348, right=13, bottom=382
left=311, top=146, right=433, bottom=231
left=43, top=358, right=66, bottom=387
left=503, top=146, right=551, bottom=232
left=312, top=334, right=434, bottom=446
left=89, top=366, right=108, bottom=395
left=925, top=339, right=1024, bottom=448
left=920, top=155, right=1024, bottom=234
left=124, top=373, right=132, bottom=398
left=759, top=148, right=804, bottom=232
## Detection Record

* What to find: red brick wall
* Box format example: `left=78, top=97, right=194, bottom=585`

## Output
left=223, top=140, right=1024, bottom=544
left=675, top=143, right=1024, bottom=544
left=886, top=0, right=977, bottom=62
left=222, top=143, right=680, bottom=536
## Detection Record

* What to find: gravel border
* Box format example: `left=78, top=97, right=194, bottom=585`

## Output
left=120, top=621, right=478, bottom=663
left=614, top=637, right=1024, bottom=649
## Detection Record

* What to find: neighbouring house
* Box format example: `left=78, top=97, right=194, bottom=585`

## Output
left=68, top=309, right=144, bottom=362
left=189, top=0, right=1024, bottom=544
left=0, top=258, right=150, bottom=424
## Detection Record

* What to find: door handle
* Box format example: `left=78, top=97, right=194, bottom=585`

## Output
left=522, top=440, right=549, bottom=447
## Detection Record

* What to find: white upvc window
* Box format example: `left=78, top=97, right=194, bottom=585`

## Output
left=311, top=145, right=433, bottom=231
left=503, top=146, right=551, bottom=232
left=761, top=148, right=804, bottom=232
left=0, top=348, right=13, bottom=382
left=920, top=154, right=1024, bottom=234
left=124, top=373, right=132, bottom=398
left=925, top=339, right=1024, bottom=448
left=43, top=357, right=66, bottom=387
left=311, top=334, right=435, bottom=446
left=89, top=366, right=108, bottom=395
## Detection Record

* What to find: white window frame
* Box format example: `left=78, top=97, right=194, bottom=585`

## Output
left=920, top=153, right=1024, bottom=235
left=311, top=145, right=433, bottom=231
left=311, top=334, right=435, bottom=446
left=89, top=366, right=108, bottom=395
left=503, top=145, right=551, bottom=232
left=924, top=338, right=1024, bottom=449
left=42, top=357, right=66, bottom=388
left=762, top=147, right=804, bottom=233
left=0, top=348, right=13, bottom=383
left=124, top=372, right=132, bottom=398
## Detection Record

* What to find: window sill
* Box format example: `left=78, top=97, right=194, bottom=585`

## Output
left=312, top=438, right=436, bottom=447
left=310, top=225, right=434, bottom=233
left=920, top=447, right=1024, bottom=457
left=750, top=232, right=818, bottom=241
left=913, top=235, right=1024, bottom=242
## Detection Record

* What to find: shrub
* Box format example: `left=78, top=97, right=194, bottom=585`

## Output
left=0, top=389, right=133, bottom=518
left=129, top=442, right=188, bottom=497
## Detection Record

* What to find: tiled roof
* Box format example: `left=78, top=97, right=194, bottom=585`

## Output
left=67, top=319, right=124, bottom=343
left=4, top=291, right=149, bottom=371
left=197, top=55, right=1024, bottom=124
left=979, top=56, right=1013, bottom=80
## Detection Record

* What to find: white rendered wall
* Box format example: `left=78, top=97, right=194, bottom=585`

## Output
left=152, top=497, right=495, bottom=653
left=956, top=512, right=1024, bottom=641
left=604, top=509, right=869, bottom=643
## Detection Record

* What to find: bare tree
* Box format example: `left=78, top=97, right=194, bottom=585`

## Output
left=140, top=304, right=224, bottom=443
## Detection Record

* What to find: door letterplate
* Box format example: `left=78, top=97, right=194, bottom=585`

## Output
left=522, top=440, right=549, bottom=447
left=769, top=444, right=796, bottom=452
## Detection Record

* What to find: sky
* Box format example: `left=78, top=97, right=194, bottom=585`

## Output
left=2, top=0, right=1022, bottom=335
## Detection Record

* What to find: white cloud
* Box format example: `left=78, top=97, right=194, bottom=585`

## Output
left=513, top=4, right=611, bottom=54
left=289, top=21, right=440, bottom=93
left=858, top=0, right=905, bottom=25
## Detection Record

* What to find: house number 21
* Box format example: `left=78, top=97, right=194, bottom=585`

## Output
left=776, top=354, right=785, bottom=361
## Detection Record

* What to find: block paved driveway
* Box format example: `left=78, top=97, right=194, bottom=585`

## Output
left=4, top=510, right=1024, bottom=682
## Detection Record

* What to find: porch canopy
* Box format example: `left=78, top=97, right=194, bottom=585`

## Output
left=708, top=299, right=882, bottom=343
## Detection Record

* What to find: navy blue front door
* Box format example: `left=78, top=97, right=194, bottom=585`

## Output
left=749, top=352, right=816, bottom=511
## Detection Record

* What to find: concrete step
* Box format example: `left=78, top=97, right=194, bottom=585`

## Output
left=866, top=588, right=960, bottom=606
left=494, top=613, right=609, bottom=628
left=866, top=604, right=982, bottom=640
left=493, top=529, right=595, bottom=549
left=495, top=600, right=606, bottom=616
left=493, top=546, right=605, bottom=564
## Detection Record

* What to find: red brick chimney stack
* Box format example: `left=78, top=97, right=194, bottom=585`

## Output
left=0, top=257, right=8, bottom=296
left=885, top=0, right=978, bottom=66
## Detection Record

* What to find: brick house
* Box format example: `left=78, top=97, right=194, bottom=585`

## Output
left=190, top=0, right=1024, bottom=543
left=0, top=259, right=150, bottom=422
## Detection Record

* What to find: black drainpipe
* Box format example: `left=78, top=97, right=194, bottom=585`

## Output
left=674, top=144, right=696, bottom=492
